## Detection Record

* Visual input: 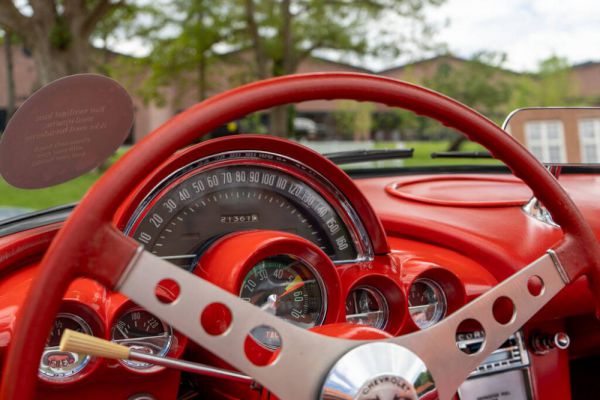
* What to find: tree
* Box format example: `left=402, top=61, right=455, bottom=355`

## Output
left=238, top=0, right=445, bottom=136
left=140, top=1, right=238, bottom=105
left=509, top=56, right=581, bottom=109
left=0, top=0, right=131, bottom=85
left=2, top=29, right=15, bottom=121
left=423, top=52, right=514, bottom=150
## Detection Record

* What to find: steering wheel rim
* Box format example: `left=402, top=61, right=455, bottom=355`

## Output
left=3, top=72, right=599, bottom=399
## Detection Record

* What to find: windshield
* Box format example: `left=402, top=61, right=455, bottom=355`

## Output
left=0, top=1, right=593, bottom=223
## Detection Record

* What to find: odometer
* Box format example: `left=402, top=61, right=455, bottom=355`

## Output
left=127, top=160, right=359, bottom=270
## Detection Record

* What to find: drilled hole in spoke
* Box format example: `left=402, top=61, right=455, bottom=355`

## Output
left=456, top=319, right=485, bottom=355
left=201, top=303, right=232, bottom=336
left=492, top=296, right=515, bottom=325
left=527, top=275, right=545, bottom=297
left=155, top=278, right=180, bottom=304
left=245, top=325, right=281, bottom=366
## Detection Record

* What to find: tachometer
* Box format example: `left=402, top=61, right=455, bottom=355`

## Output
left=239, top=255, right=325, bottom=349
left=40, top=313, right=93, bottom=381
left=127, top=159, right=361, bottom=270
left=111, top=308, right=172, bottom=370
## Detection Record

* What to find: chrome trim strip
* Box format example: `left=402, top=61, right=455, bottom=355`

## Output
left=547, top=249, right=570, bottom=284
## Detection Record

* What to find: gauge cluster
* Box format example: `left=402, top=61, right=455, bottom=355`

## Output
left=38, top=298, right=183, bottom=384
left=0, top=136, right=501, bottom=397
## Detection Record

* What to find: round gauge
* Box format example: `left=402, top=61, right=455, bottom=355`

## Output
left=345, top=286, right=388, bottom=329
left=111, top=308, right=172, bottom=370
left=239, top=255, right=325, bottom=349
left=127, top=161, right=360, bottom=271
left=40, top=313, right=93, bottom=381
left=408, top=278, right=447, bottom=329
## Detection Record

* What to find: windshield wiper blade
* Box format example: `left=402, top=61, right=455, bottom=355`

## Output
left=431, top=151, right=492, bottom=159
left=324, top=148, right=414, bottom=165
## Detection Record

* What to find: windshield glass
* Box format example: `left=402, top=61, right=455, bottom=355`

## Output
left=0, top=112, right=503, bottom=223
left=0, top=1, right=593, bottom=223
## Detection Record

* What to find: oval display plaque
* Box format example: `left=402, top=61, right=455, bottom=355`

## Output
left=0, top=74, right=134, bottom=189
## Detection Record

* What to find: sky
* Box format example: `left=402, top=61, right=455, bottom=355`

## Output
left=110, top=0, right=600, bottom=73
left=425, top=0, right=600, bottom=71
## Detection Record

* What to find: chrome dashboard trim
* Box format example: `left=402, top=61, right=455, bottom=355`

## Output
left=547, top=249, right=570, bottom=284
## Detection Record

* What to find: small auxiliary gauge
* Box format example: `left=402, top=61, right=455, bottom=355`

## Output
left=111, top=308, right=172, bottom=370
left=408, top=278, right=447, bottom=329
left=345, top=286, right=388, bottom=329
left=40, top=313, right=93, bottom=381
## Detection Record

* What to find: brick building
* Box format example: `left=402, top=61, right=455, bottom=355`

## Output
left=1, top=45, right=599, bottom=147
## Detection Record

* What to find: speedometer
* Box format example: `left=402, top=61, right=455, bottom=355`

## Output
left=127, top=158, right=361, bottom=270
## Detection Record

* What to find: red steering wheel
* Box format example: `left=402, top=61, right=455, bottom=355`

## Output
left=3, top=73, right=600, bottom=400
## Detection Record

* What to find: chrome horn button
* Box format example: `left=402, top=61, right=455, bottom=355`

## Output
left=320, top=342, right=436, bottom=400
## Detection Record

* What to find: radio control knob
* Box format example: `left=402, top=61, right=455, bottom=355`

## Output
left=553, top=332, right=570, bottom=350
left=530, top=331, right=570, bottom=354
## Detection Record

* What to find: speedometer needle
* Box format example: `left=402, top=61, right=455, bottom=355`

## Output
left=277, top=281, right=305, bottom=302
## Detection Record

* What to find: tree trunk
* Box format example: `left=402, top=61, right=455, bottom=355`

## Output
left=447, top=135, right=467, bottom=151
left=0, top=0, right=118, bottom=87
left=268, top=0, right=293, bottom=137
left=270, top=106, right=289, bottom=137
left=196, top=3, right=207, bottom=102
left=197, top=52, right=207, bottom=101
left=30, top=33, right=91, bottom=86
left=244, top=0, right=267, bottom=80
left=3, top=29, right=15, bottom=120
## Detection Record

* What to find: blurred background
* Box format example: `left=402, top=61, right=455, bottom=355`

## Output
left=0, top=0, right=598, bottom=211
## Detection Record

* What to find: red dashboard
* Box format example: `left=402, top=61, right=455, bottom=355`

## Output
left=0, top=136, right=598, bottom=399
left=1, top=73, right=599, bottom=400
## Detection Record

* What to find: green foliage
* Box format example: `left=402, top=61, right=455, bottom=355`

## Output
left=138, top=0, right=239, bottom=105
left=509, top=56, right=582, bottom=108
left=234, top=0, right=446, bottom=77
left=424, top=52, right=513, bottom=123
left=49, top=16, right=71, bottom=50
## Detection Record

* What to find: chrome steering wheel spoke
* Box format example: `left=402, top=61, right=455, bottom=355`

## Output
left=117, top=249, right=358, bottom=399
left=391, top=251, right=566, bottom=400
left=117, top=249, right=566, bottom=400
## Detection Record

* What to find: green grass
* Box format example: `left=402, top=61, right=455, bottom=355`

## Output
left=0, top=141, right=502, bottom=211
left=403, top=141, right=502, bottom=167
left=0, top=148, right=129, bottom=211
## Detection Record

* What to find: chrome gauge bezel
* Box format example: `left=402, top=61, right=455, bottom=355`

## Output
left=110, top=307, right=174, bottom=372
left=39, top=313, right=93, bottom=381
left=408, top=278, right=448, bottom=329
left=123, top=150, right=373, bottom=265
left=345, top=286, right=389, bottom=330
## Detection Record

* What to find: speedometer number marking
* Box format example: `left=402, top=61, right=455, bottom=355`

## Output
left=129, top=162, right=359, bottom=266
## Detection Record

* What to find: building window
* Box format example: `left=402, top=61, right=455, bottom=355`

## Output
left=578, top=118, right=600, bottom=163
left=524, top=120, right=566, bottom=163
